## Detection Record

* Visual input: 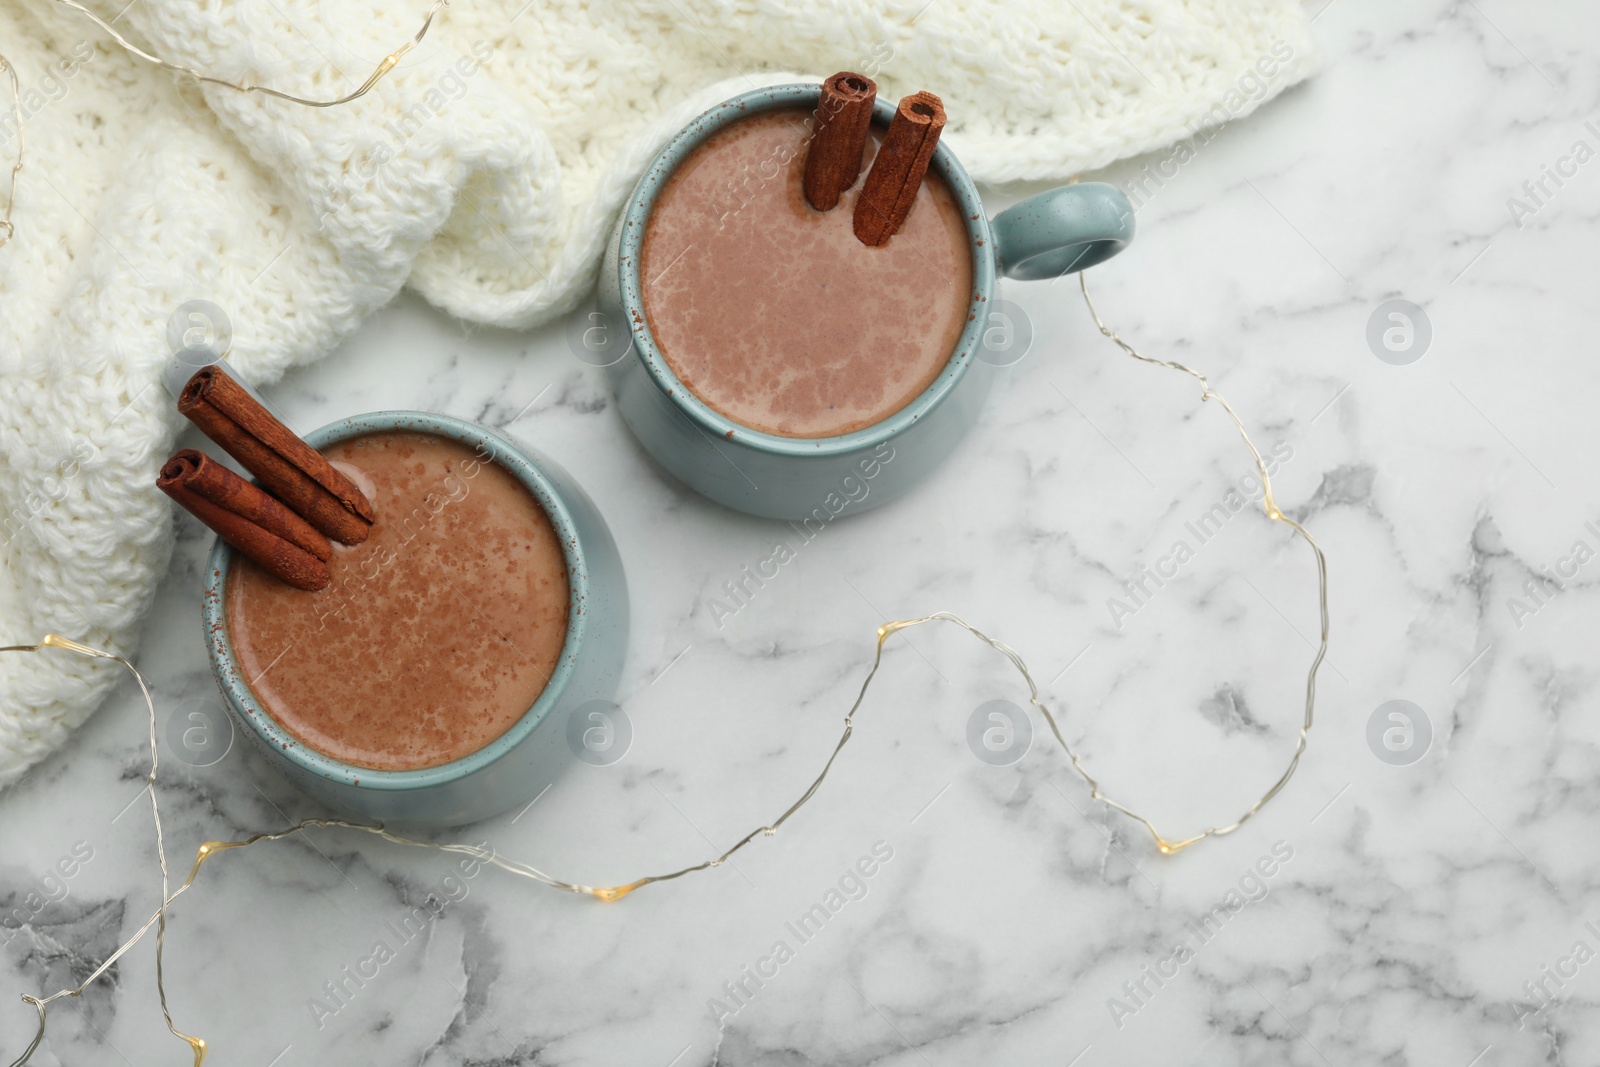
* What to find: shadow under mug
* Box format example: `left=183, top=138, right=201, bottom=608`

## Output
left=202, top=411, right=629, bottom=828
left=600, top=82, right=1135, bottom=521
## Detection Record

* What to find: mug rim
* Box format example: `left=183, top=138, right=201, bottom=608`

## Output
left=617, top=81, right=996, bottom=456
left=202, top=411, right=591, bottom=792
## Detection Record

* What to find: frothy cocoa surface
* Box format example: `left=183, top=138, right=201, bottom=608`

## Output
left=642, top=107, right=973, bottom=438
left=226, top=432, right=570, bottom=771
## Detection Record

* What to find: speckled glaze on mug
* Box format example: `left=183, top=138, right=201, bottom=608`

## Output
left=203, top=411, right=629, bottom=828
left=601, top=82, right=1135, bottom=520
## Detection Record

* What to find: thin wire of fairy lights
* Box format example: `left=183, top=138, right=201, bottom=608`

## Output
left=0, top=0, right=448, bottom=251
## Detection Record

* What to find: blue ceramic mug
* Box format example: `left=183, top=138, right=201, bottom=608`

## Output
left=203, top=411, right=629, bottom=828
left=598, top=82, right=1134, bottom=521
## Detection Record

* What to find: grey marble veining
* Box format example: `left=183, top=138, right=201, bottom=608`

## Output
left=5, top=1, right=1600, bottom=1063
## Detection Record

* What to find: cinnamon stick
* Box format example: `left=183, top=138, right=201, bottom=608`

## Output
left=178, top=366, right=374, bottom=545
left=159, top=450, right=332, bottom=592
left=803, top=71, right=877, bottom=211
left=853, top=91, right=946, bottom=247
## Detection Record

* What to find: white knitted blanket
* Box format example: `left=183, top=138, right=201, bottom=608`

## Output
left=0, top=0, right=1316, bottom=787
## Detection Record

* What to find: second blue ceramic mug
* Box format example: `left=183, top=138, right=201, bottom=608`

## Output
left=202, top=412, right=629, bottom=828
left=599, top=82, right=1135, bottom=521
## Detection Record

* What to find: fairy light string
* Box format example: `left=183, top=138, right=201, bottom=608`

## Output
left=0, top=0, right=449, bottom=253
left=0, top=54, right=21, bottom=251
left=46, top=0, right=449, bottom=107
left=0, top=636, right=204, bottom=1067
left=1076, top=272, right=1330, bottom=850
left=1, top=276, right=1329, bottom=1062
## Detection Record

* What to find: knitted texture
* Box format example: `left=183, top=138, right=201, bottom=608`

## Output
left=0, top=0, right=1316, bottom=787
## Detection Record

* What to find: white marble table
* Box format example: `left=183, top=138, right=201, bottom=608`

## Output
left=6, top=2, right=1600, bottom=1063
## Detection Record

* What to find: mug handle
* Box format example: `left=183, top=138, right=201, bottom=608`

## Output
left=991, top=182, right=1134, bottom=281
